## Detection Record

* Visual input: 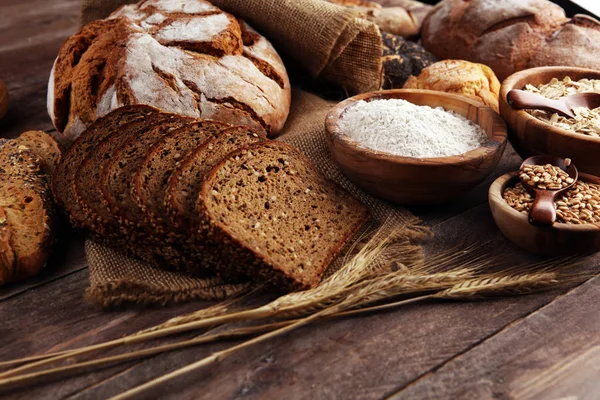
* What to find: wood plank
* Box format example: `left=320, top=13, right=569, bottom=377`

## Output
left=388, top=275, right=600, bottom=400
left=0, top=0, right=78, bottom=139
left=60, top=203, right=584, bottom=400
left=0, top=269, right=219, bottom=399
left=0, top=229, right=87, bottom=302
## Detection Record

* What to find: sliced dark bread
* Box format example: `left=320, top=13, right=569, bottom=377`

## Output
left=74, top=113, right=179, bottom=235
left=15, top=131, right=63, bottom=175
left=52, top=105, right=160, bottom=228
left=198, top=141, right=369, bottom=290
left=131, top=120, right=231, bottom=234
left=99, top=116, right=196, bottom=234
left=166, top=126, right=265, bottom=234
left=0, top=176, right=54, bottom=284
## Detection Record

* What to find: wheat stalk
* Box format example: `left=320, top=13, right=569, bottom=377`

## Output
left=109, top=261, right=589, bottom=399
left=0, top=295, right=433, bottom=391
left=0, top=227, right=406, bottom=378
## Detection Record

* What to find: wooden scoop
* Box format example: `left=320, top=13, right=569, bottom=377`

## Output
left=507, top=89, right=600, bottom=118
left=520, top=156, right=578, bottom=226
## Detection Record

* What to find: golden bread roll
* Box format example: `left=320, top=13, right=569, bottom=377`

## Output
left=403, top=59, right=500, bottom=112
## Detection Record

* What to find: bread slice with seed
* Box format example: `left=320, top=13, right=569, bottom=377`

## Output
left=132, top=120, right=231, bottom=234
left=74, top=113, right=179, bottom=235
left=14, top=131, right=63, bottom=175
left=52, top=105, right=160, bottom=228
left=99, top=117, right=195, bottom=234
left=165, top=126, right=265, bottom=233
left=0, top=176, right=55, bottom=285
left=198, top=141, right=369, bottom=289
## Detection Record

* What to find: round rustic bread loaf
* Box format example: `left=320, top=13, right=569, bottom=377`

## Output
left=47, top=0, right=291, bottom=141
left=421, top=0, right=600, bottom=81
left=328, top=0, right=432, bottom=38
left=403, top=60, right=501, bottom=112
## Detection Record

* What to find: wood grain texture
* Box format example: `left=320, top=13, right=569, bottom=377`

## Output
left=0, top=0, right=78, bottom=139
left=389, top=275, right=600, bottom=400
left=499, top=66, right=600, bottom=176
left=325, top=89, right=507, bottom=205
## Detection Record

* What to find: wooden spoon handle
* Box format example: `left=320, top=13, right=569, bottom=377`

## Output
left=529, top=190, right=557, bottom=226
left=507, top=90, right=574, bottom=118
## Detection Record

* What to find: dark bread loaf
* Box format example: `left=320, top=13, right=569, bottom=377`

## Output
left=52, top=105, right=159, bottom=228
left=14, top=131, right=63, bottom=175
left=381, top=32, right=437, bottom=89
left=421, top=0, right=600, bottom=80
left=132, top=120, right=231, bottom=233
left=166, top=126, right=265, bottom=233
left=0, top=138, right=45, bottom=183
left=199, top=141, right=369, bottom=289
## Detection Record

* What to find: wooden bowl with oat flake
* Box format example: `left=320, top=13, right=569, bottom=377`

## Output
left=489, top=172, right=600, bottom=256
left=500, top=66, right=600, bottom=176
left=325, top=89, right=507, bottom=204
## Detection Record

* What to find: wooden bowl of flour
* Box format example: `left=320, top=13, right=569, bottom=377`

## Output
left=325, top=89, right=507, bottom=204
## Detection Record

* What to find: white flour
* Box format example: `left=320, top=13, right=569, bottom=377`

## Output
left=339, top=99, right=488, bottom=158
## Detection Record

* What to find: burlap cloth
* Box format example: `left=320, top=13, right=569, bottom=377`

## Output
left=81, top=0, right=426, bottom=307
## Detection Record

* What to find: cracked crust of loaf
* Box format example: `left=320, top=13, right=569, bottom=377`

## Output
left=49, top=0, right=291, bottom=141
left=421, top=0, right=600, bottom=81
left=403, top=59, right=501, bottom=112
left=198, top=141, right=369, bottom=290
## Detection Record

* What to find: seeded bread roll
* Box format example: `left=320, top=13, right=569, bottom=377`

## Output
left=48, top=0, right=291, bottom=141
left=0, top=178, right=54, bottom=284
left=14, top=131, right=63, bottom=175
left=403, top=60, right=501, bottom=112
left=421, top=0, right=600, bottom=81
left=199, top=141, right=369, bottom=289
left=0, top=136, right=57, bottom=286
left=0, top=139, right=45, bottom=185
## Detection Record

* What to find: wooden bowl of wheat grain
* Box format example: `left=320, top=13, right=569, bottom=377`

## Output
left=499, top=66, right=600, bottom=177
left=325, top=89, right=508, bottom=204
left=489, top=172, right=600, bottom=256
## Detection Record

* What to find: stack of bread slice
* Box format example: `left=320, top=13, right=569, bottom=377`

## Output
left=0, top=131, right=62, bottom=285
left=53, top=106, right=369, bottom=290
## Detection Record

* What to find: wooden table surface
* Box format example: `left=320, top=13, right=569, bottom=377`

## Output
left=1, top=1, right=599, bottom=399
